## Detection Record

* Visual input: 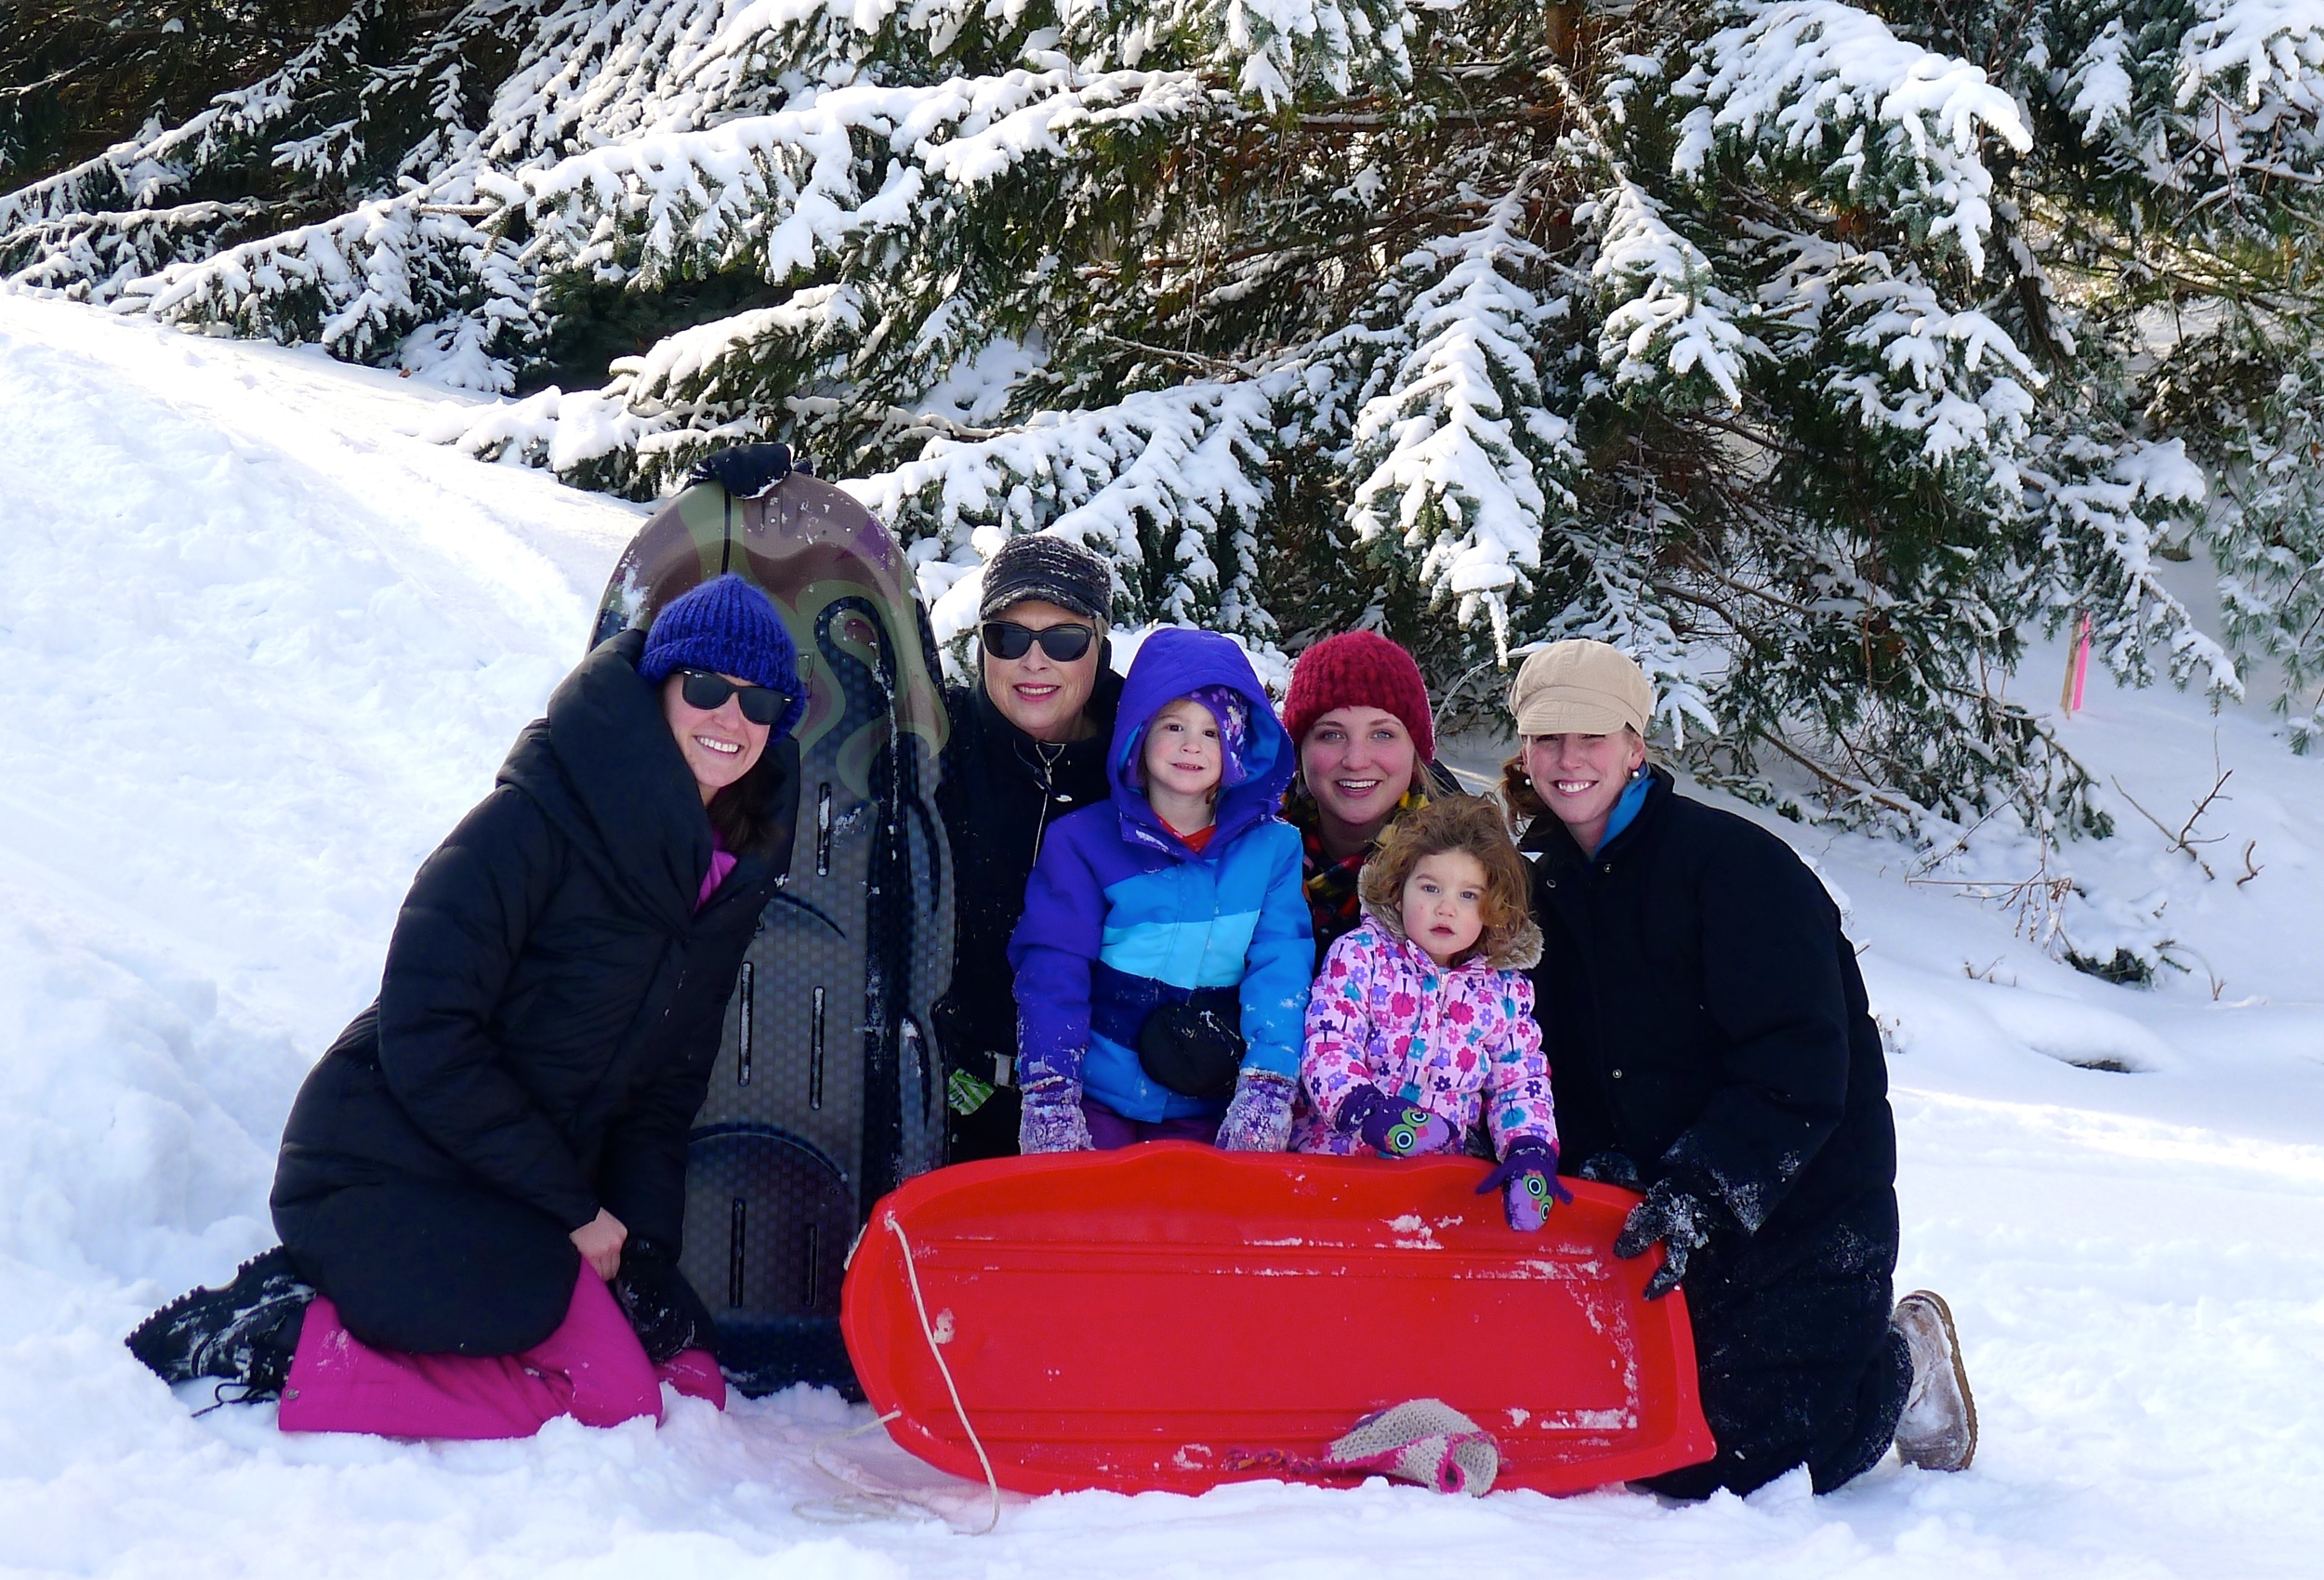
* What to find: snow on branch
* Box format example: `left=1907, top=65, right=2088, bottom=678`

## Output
left=2181, top=0, right=2324, bottom=111
left=847, top=379, right=1282, bottom=641
left=0, top=0, right=378, bottom=237
left=2061, top=0, right=2324, bottom=222
left=1347, top=189, right=1578, bottom=661
left=1537, top=524, right=1724, bottom=750
left=1, top=202, right=271, bottom=299
left=1758, top=233, right=2040, bottom=479
left=696, top=0, right=1412, bottom=110
left=121, top=195, right=512, bottom=363
left=520, top=68, right=1208, bottom=286
left=1586, top=177, right=1753, bottom=407
left=428, top=288, right=865, bottom=480
left=1672, top=0, right=2030, bottom=274
left=1211, top=0, right=1382, bottom=106
left=2032, top=435, right=2238, bottom=697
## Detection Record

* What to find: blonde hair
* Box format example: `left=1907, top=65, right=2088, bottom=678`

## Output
left=1357, top=797, right=1533, bottom=965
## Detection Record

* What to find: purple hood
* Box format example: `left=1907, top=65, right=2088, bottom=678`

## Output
left=1108, top=627, right=1293, bottom=852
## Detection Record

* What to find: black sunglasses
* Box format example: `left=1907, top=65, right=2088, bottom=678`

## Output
left=678, top=668, right=792, bottom=727
left=981, top=620, right=1097, bottom=663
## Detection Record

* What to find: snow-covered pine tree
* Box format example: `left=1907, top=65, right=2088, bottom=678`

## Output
left=0, top=0, right=353, bottom=186
left=11, top=0, right=2324, bottom=840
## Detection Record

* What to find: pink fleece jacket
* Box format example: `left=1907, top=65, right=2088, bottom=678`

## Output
left=1292, top=911, right=1556, bottom=1159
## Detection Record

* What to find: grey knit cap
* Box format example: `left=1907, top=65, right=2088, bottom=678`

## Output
left=978, top=534, right=1113, bottom=625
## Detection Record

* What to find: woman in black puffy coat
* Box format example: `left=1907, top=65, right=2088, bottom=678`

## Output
left=128, top=574, right=801, bottom=1436
left=1503, top=639, right=1978, bottom=1498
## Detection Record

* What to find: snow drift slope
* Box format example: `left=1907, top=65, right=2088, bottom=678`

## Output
left=2, top=293, right=2323, bottom=1578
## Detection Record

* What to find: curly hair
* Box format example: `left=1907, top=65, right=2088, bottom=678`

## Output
left=1357, top=796, right=1533, bottom=965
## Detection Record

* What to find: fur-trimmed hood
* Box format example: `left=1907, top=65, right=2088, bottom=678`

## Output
left=1356, top=898, right=1544, bottom=973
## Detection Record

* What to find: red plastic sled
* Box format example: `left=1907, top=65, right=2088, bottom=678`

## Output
left=841, top=1144, right=1714, bottom=1496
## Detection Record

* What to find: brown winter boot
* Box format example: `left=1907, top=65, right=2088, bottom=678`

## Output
left=1891, top=1290, right=1977, bottom=1471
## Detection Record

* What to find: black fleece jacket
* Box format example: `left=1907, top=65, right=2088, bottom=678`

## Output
left=1521, top=768, right=1896, bottom=1248
left=932, top=663, right=1122, bottom=1073
left=272, top=628, right=797, bottom=1252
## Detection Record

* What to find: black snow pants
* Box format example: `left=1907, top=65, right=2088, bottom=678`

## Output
left=1643, top=1191, right=1911, bottom=1499
left=275, top=1179, right=582, bottom=1357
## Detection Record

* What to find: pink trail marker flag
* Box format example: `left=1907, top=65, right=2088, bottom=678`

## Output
left=2060, top=612, right=2092, bottom=714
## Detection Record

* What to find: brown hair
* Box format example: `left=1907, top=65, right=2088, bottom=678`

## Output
left=706, top=744, right=792, bottom=857
left=1357, top=797, right=1533, bottom=966
left=1498, top=753, right=1547, bottom=827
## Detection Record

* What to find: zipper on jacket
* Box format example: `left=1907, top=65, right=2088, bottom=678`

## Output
left=1023, top=739, right=1069, bottom=866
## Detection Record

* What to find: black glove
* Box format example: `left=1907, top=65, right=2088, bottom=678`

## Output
left=1578, top=1151, right=1642, bottom=1190
left=1613, top=1178, right=1719, bottom=1300
left=612, top=1239, right=719, bottom=1363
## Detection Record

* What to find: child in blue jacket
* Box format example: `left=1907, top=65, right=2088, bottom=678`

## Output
left=1009, top=626, right=1312, bottom=1152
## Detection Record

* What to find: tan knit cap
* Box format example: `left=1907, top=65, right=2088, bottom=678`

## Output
left=1508, top=640, right=1655, bottom=737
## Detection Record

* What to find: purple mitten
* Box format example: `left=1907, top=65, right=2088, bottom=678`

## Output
left=1018, top=1077, right=1095, bottom=1153
left=1215, top=1070, right=1296, bottom=1152
left=1334, top=1086, right=1458, bottom=1158
left=1476, top=1138, right=1572, bottom=1231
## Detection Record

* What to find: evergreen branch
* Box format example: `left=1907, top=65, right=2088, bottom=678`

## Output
left=1755, top=730, right=1920, bottom=819
left=1091, top=334, right=1258, bottom=377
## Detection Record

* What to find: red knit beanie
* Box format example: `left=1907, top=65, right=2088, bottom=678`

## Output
left=1280, top=631, right=1436, bottom=763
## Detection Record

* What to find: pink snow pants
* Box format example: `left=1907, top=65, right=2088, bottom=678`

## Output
left=278, top=1264, right=724, bottom=1439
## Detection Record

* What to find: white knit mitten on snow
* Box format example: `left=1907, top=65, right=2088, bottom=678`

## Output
left=1223, top=1399, right=1501, bottom=1496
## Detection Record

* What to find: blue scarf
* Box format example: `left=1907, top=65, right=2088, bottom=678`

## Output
left=1593, top=771, right=1653, bottom=856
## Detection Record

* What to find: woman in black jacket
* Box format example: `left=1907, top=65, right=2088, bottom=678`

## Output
left=934, top=534, right=1122, bottom=1162
left=1505, top=640, right=1976, bottom=1497
left=128, top=574, right=802, bottom=1434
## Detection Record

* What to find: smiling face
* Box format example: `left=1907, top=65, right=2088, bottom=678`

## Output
left=1521, top=728, right=1648, bottom=850
left=1142, top=695, right=1223, bottom=818
left=1300, top=705, right=1419, bottom=858
left=1401, top=849, right=1489, bottom=967
left=663, top=671, right=772, bottom=804
left=983, top=599, right=1102, bottom=744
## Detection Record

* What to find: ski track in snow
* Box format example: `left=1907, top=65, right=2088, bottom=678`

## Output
left=2, top=293, right=2320, bottom=1578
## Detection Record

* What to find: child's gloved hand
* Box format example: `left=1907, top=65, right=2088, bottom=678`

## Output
left=1215, top=1070, right=1296, bottom=1152
left=1018, top=1077, right=1095, bottom=1153
left=1476, top=1138, right=1572, bottom=1231
left=1334, top=1086, right=1457, bottom=1158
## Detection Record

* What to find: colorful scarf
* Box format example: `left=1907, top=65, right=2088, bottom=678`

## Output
left=1284, top=780, right=1433, bottom=961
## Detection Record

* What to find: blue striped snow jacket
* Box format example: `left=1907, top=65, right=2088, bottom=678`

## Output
left=1008, top=627, right=1311, bottom=1123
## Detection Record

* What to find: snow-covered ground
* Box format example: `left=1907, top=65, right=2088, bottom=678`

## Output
left=3, top=292, right=2320, bottom=1579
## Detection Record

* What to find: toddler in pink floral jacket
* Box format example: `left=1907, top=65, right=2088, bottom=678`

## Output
left=1294, top=797, right=1569, bottom=1231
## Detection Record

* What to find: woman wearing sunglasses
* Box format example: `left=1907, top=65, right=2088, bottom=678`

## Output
left=935, top=534, right=1123, bottom=1162
left=126, top=574, right=804, bottom=1438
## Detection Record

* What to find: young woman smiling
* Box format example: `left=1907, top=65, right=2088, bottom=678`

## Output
left=1277, top=631, right=1463, bottom=966
left=1502, top=639, right=1977, bottom=1498
left=128, top=574, right=805, bottom=1439
left=934, top=534, right=1125, bottom=1162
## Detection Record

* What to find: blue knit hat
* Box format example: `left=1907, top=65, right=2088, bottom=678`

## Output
left=639, top=573, right=805, bottom=736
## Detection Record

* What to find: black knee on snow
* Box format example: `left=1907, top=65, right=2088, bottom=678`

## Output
left=278, top=1180, right=581, bottom=1356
